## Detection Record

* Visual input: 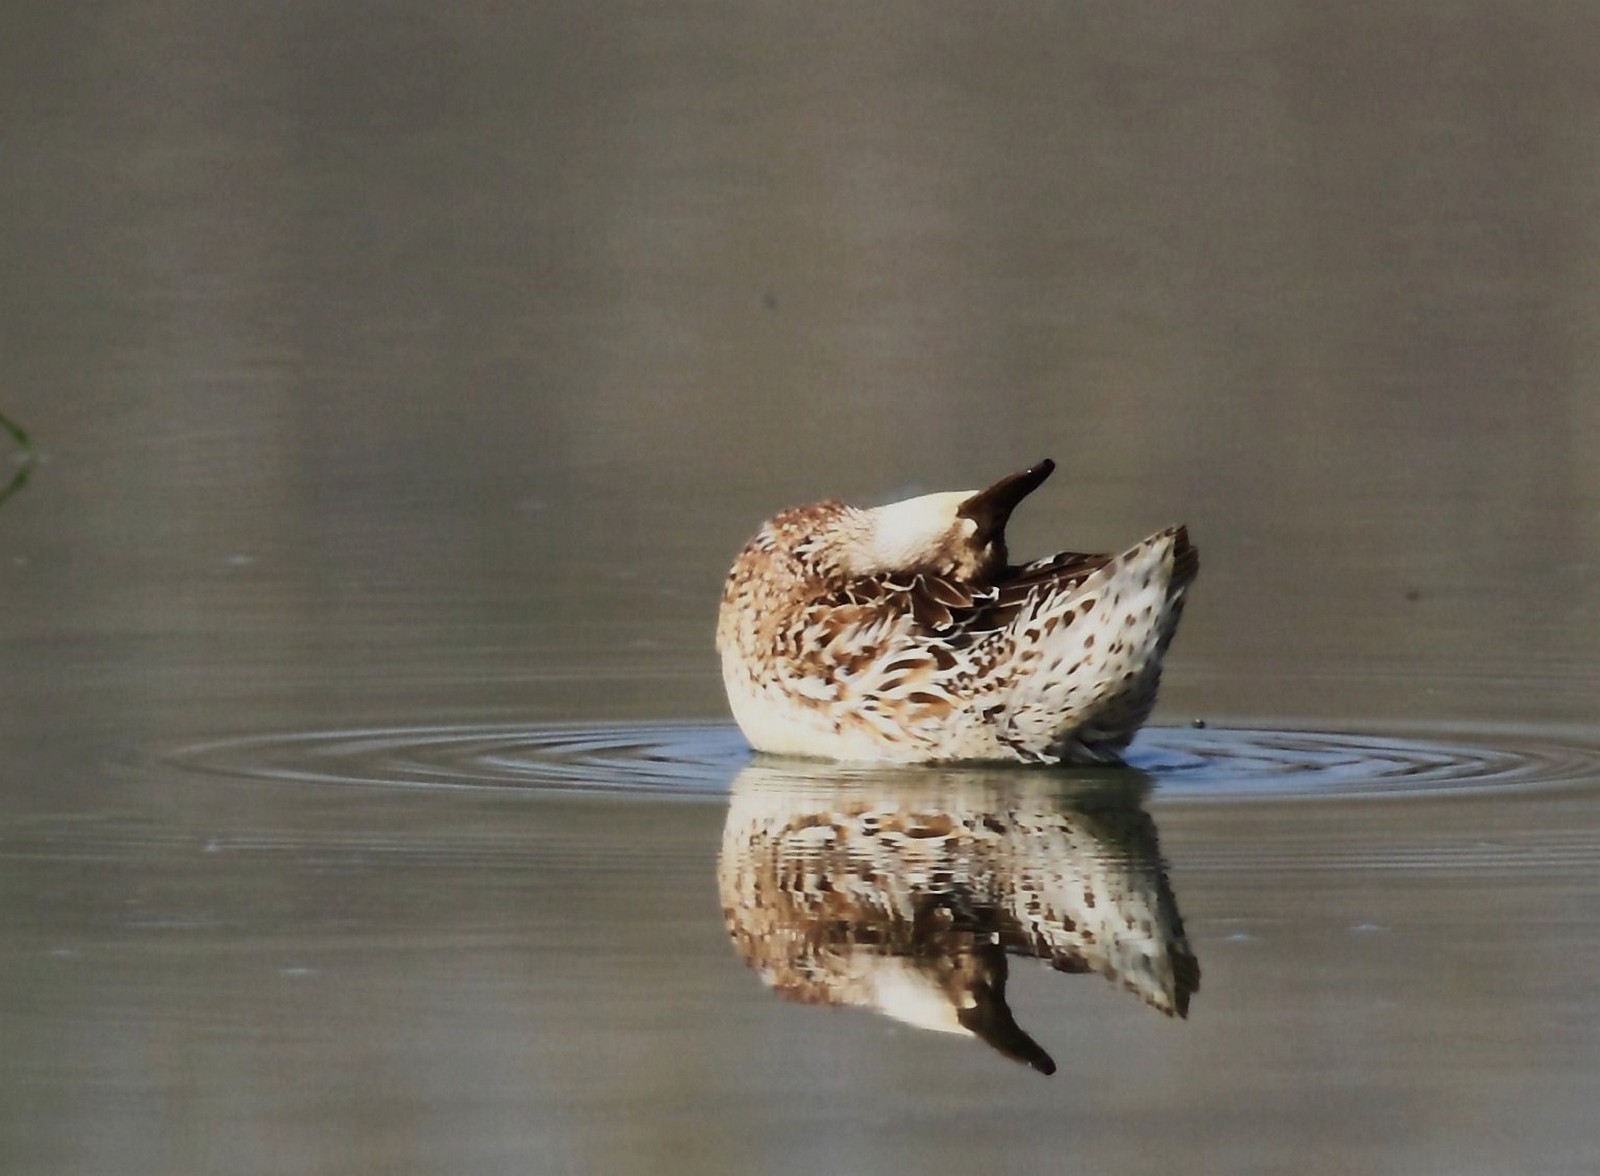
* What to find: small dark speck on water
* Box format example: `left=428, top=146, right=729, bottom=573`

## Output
left=1405, top=588, right=1422, bottom=602
left=1191, top=718, right=1207, bottom=728
left=762, top=291, right=778, bottom=311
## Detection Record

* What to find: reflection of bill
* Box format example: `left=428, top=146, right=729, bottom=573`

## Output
left=718, top=763, right=1198, bottom=1075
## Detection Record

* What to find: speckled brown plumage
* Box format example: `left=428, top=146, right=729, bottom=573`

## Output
left=716, top=459, right=1197, bottom=764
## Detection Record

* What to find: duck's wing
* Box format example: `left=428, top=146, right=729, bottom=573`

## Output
left=787, top=554, right=1121, bottom=734
left=833, top=552, right=1115, bottom=639
left=1000, top=551, right=1118, bottom=603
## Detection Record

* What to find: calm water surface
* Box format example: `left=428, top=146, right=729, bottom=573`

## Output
left=4, top=2, right=1600, bottom=1173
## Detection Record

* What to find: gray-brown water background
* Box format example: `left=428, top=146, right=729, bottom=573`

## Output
left=5, top=3, right=1600, bottom=1172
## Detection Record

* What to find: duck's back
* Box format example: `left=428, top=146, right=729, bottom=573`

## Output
left=717, top=519, right=1196, bottom=765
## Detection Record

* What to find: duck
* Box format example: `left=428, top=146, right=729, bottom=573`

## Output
left=715, top=459, right=1197, bottom=764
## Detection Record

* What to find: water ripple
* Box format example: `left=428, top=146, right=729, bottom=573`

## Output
left=162, top=722, right=1600, bottom=802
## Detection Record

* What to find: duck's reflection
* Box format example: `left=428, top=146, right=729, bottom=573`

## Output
left=718, top=762, right=1198, bottom=1075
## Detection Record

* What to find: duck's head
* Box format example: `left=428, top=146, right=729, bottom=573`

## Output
left=831, top=458, right=1056, bottom=582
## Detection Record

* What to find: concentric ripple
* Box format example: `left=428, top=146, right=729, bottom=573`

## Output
left=163, top=722, right=1600, bottom=802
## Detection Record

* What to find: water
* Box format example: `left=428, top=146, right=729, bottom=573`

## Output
left=163, top=720, right=1600, bottom=800
left=5, top=1, right=1600, bottom=1172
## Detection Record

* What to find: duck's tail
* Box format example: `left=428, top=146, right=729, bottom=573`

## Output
left=1000, top=526, right=1197, bottom=763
